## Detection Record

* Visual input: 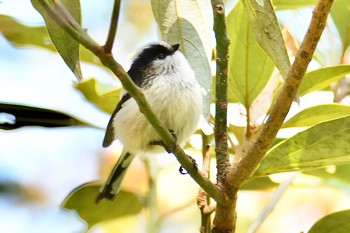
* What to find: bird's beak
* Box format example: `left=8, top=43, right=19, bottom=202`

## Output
left=172, top=43, right=180, bottom=51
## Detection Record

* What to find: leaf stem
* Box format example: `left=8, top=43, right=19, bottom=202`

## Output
left=230, top=0, right=335, bottom=187
left=103, top=0, right=121, bottom=53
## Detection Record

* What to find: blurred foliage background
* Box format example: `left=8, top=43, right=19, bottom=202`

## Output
left=1, top=0, right=350, bottom=232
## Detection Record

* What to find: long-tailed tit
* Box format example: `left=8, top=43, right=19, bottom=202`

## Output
left=96, top=41, right=202, bottom=203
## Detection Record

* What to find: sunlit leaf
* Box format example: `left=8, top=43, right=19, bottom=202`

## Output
left=228, top=124, right=245, bottom=146
left=283, top=104, right=350, bottom=128
left=331, top=0, right=350, bottom=50
left=308, top=209, right=350, bottom=233
left=299, top=65, right=350, bottom=96
left=0, top=14, right=53, bottom=50
left=254, top=116, right=350, bottom=177
left=0, top=14, right=101, bottom=66
left=241, top=177, right=278, bottom=190
left=242, top=0, right=291, bottom=79
left=151, top=0, right=213, bottom=116
left=227, top=1, right=275, bottom=106
left=75, top=78, right=121, bottom=114
left=272, top=0, right=317, bottom=10
left=62, top=182, right=143, bottom=229
left=31, top=0, right=83, bottom=80
left=97, top=215, right=139, bottom=233
left=305, top=164, right=350, bottom=186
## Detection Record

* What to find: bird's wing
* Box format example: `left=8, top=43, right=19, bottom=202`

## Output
left=102, top=93, right=132, bottom=147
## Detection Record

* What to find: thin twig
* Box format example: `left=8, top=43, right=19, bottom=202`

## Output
left=198, top=134, right=212, bottom=233
left=247, top=173, right=297, bottom=233
left=36, top=0, right=227, bottom=205
left=230, top=0, right=335, bottom=187
left=104, top=0, right=121, bottom=53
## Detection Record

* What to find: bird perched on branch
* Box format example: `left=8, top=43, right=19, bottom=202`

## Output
left=96, top=41, right=203, bottom=203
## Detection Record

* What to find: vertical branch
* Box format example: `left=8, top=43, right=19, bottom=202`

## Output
left=211, top=1, right=238, bottom=233
left=230, top=0, right=335, bottom=187
left=211, top=0, right=231, bottom=186
left=103, top=0, right=121, bottom=53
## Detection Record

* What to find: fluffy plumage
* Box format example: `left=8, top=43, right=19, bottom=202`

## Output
left=97, top=41, right=202, bottom=203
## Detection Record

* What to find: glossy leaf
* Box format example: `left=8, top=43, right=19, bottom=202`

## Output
left=272, top=0, right=317, bottom=10
left=299, top=65, right=350, bottom=96
left=151, top=0, right=213, bottom=115
left=62, top=182, right=143, bottom=228
left=308, top=209, right=350, bottom=233
left=254, top=116, right=350, bottom=177
left=283, top=104, right=350, bottom=128
left=75, top=78, right=121, bottom=114
left=331, top=0, right=350, bottom=50
left=0, top=14, right=101, bottom=66
left=31, top=0, right=83, bottom=81
left=227, top=1, right=275, bottom=106
left=242, top=0, right=291, bottom=79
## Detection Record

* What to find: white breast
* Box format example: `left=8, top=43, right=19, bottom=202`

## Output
left=112, top=61, right=202, bottom=154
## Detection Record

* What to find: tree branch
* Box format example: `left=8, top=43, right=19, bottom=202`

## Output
left=36, top=0, right=228, bottom=205
left=103, top=0, right=121, bottom=53
left=211, top=0, right=231, bottom=187
left=211, top=1, right=238, bottom=232
left=229, top=0, right=335, bottom=187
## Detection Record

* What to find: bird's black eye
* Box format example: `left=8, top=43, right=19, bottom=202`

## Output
left=157, top=53, right=166, bottom=59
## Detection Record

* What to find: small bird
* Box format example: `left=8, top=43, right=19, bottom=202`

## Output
left=96, top=41, right=203, bottom=203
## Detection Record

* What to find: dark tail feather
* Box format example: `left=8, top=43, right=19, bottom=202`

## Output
left=96, top=151, right=135, bottom=204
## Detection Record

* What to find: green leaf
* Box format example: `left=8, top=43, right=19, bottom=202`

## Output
left=331, top=0, right=350, bottom=50
left=308, top=209, right=350, bottom=233
left=241, top=177, right=278, bottom=190
left=227, top=1, right=275, bottom=106
left=0, top=14, right=101, bottom=66
left=0, top=14, right=53, bottom=50
left=75, top=78, right=121, bottom=114
left=31, top=0, right=83, bottom=81
left=242, top=0, right=291, bottom=79
left=254, top=116, right=350, bottom=177
left=299, top=65, right=350, bottom=96
left=229, top=124, right=245, bottom=146
left=272, top=0, right=317, bottom=10
left=305, top=164, right=350, bottom=186
left=151, top=0, right=213, bottom=116
left=62, top=182, right=143, bottom=229
left=283, top=104, right=350, bottom=128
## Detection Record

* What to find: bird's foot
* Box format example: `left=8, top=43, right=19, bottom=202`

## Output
left=179, top=155, right=198, bottom=175
left=149, top=129, right=177, bottom=153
